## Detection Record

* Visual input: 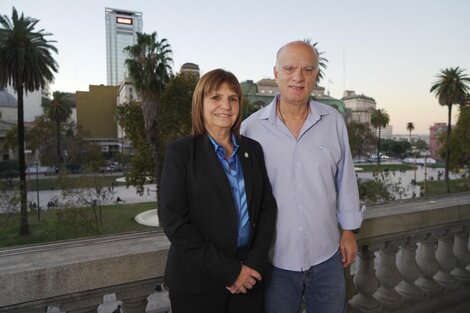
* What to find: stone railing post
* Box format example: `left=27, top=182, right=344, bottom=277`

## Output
left=373, top=242, right=404, bottom=310
left=395, top=238, right=424, bottom=303
left=434, top=233, right=460, bottom=290
left=451, top=230, right=470, bottom=283
left=415, top=236, right=442, bottom=296
left=349, top=246, right=382, bottom=313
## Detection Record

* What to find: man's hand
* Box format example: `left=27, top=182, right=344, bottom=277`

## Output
left=226, top=264, right=262, bottom=294
left=340, top=230, right=358, bottom=268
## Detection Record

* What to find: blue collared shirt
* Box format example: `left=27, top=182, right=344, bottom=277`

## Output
left=208, top=134, right=251, bottom=248
left=241, top=95, right=365, bottom=271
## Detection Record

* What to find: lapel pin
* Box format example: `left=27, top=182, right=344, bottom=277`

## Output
left=244, top=152, right=249, bottom=158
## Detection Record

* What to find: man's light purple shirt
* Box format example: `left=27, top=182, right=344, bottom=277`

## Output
left=241, top=95, right=365, bottom=271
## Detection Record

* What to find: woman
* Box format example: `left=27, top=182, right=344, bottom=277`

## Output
left=160, top=69, right=276, bottom=313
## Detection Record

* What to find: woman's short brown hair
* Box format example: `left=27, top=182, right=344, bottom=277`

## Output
left=192, top=69, right=243, bottom=137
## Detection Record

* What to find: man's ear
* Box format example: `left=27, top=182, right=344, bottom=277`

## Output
left=273, top=66, right=278, bottom=79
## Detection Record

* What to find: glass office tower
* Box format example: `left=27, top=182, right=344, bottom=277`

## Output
left=105, top=8, right=143, bottom=86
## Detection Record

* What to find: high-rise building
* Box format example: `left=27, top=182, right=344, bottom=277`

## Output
left=105, top=8, right=143, bottom=86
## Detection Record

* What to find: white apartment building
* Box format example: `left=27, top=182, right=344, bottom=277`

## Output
left=105, top=8, right=143, bottom=86
left=342, top=90, right=377, bottom=124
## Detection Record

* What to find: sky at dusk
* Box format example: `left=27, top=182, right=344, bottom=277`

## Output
left=1, top=0, right=469, bottom=134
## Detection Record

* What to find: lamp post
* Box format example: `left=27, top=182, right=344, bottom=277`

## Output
left=35, top=161, right=40, bottom=222
left=423, top=152, right=428, bottom=196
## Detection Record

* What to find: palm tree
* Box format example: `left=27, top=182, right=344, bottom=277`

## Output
left=0, top=7, right=58, bottom=235
left=406, top=122, right=415, bottom=143
left=430, top=67, right=470, bottom=193
left=124, top=31, right=172, bottom=205
left=303, top=38, right=328, bottom=84
left=42, top=91, right=73, bottom=172
left=370, top=109, right=390, bottom=166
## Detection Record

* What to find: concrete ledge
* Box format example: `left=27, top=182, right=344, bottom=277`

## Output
left=359, top=192, right=470, bottom=239
left=0, top=231, right=170, bottom=307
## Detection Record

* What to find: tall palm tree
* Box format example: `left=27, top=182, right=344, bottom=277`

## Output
left=406, top=122, right=415, bottom=143
left=42, top=91, right=73, bottom=171
left=124, top=31, right=172, bottom=205
left=370, top=109, right=390, bottom=166
left=303, top=38, right=328, bottom=84
left=430, top=67, right=470, bottom=193
left=0, top=7, right=58, bottom=235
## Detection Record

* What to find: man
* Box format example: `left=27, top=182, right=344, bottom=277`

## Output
left=241, top=41, right=364, bottom=313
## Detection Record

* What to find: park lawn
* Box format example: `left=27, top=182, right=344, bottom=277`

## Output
left=357, top=164, right=416, bottom=172
left=0, top=202, right=158, bottom=248
left=418, top=179, right=470, bottom=197
left=24, top=174, right=127, bottom=192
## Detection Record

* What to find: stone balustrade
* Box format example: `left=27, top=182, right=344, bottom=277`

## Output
left=1, top=193, right=470, bottom=312
left=348, top=192, right=470, bottom=313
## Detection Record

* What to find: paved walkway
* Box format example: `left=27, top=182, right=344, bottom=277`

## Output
left=26, top=184, right=157, bottom=211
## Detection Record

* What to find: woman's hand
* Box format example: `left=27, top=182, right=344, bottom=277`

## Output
left=226, top=264, right=262, bottom=294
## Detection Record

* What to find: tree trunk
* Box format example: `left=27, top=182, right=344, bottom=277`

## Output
left=17, top=87, right=30, bottom=235
left=377, top=127, right=381, bottom=167
left=56, top=119, right=61, bottom=172
left=445, top=105, right=452, bottom=194
left=142, top=93, right=161, bottom=217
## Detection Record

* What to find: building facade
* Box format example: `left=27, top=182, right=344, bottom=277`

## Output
left=0, top=89, right=17, bottom=160
left=105, top=8, right=143, bottom=86
left=241, top=79, right=347, bottom=115
left=76, top=85, right=119, bottom=154
left=342, top=90, right=377, bottom=124
left=429, top=122, right=447, bottom=160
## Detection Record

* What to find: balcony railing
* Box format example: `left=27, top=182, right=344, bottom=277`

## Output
left=1, top=192, right=470, bottom=313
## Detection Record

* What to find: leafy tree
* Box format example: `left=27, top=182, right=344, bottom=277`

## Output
left=303, top=39, right=328, bottom=84
left=406, top=122, right=415, bottom=143
left=347, top=121, right=375, bottom=158
left=117, top=101, right=154, bottom=195
left=0, top=7, right=58, bottom=234
left=159, top=72, right=198, bottom=151
left=430, top=67, right=470, bottom=193
left=42, top=91, right=73, bottom=171
left=124, top=32, right=172, bottom=204
left=380, top=139, right=411, bottom=158
left=370, top=109, right=390, bottom=166
left=447, top=106, right=470, bottom=170
left=415, top=139, right=428, bottom=151
left=117, top=72, right=197, bottom=195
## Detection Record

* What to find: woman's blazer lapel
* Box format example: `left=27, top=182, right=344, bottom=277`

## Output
left=195, top=135, right=238, bottom=231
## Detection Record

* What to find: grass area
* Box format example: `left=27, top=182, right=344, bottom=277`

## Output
left=356, top=164, right=416, bottom=172
left=417, top=179, right=470, bottom=197
left=0, top=201, right=157, bottom=248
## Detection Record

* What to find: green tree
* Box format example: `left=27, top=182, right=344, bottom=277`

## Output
left=303, top=39, right=328, bottom=84
left=117, top=101, right=154, bottom=195
left=415, top=139, right=428, bottom=151
left=347, top=121, right=375, bottom=158
left=430, top=67, right=470, bottom=193
left=159, top=72, right=198, bottom=150
left=0, top=7, right=58, bottom=235
left=124, top=32, right=172, bottom=203
left=447, top=106, right=470, bottom=170
left=370, top=108, right=390, bottom=166
left=406, top=122, right=415, bottom=143
left=42, top=91, right=73, bottom=171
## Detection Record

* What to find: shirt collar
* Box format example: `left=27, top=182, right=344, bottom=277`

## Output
left=207, top=133, right=239, bottom=158
left=258, top=94, right=330, bottom=125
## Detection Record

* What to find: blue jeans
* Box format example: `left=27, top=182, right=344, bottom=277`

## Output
left=265, top=250, right=346, bottom=313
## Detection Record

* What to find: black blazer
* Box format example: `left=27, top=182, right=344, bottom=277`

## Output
left=160, top=135, right=276, bottom=294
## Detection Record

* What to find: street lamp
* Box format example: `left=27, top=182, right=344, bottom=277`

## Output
left=35, top=161, right=40, bottom=222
